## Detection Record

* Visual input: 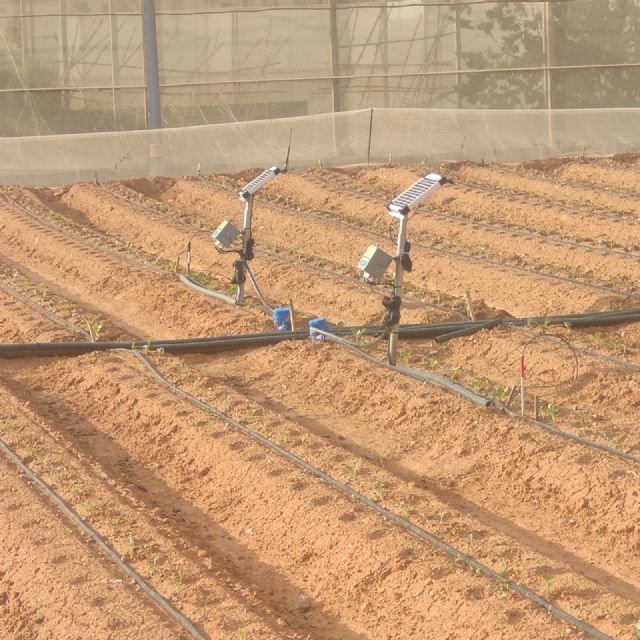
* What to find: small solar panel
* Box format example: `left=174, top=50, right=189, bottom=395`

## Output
left=387, top=172, right=445, bottom=216
left=239, top=166, right=281, bottom=199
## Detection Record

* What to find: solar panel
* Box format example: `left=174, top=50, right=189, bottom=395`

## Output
left=387, top=172, right=445, bottom=216
left=239, top=166, right=281, bottom=199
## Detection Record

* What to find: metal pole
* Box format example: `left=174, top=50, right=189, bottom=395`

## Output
left=388, top=213, right=407, bottom=365
left=56, top=0, right=71, bottom=133
left=380, top=2, right=389, bottom=108
left=142, top=0, right=162, bottom=174
left=329, top=0, right=341, bottom=112
left=109, top=0, right=120, bottom=130
left=544, top=1, right=555, bottom=151
left=236, top=195, right=253, bottom=305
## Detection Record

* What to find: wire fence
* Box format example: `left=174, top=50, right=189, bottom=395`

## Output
left=0, top=0, right=638, bottom=136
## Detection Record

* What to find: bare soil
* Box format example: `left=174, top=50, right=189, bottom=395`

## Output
left=1, top=156, right=639, bottom=639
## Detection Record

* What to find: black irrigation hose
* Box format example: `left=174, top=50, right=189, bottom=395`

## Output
left=0, top=437, right=206, bottom=640
left=2, top=308, right=640, bottom=359
left=121, top=349, right=611, bottom=640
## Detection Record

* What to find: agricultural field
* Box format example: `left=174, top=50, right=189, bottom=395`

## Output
left=0, top=154, right=639, bottom=639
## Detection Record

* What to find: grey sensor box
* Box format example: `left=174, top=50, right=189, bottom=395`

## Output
left=357, top=245, right=394, bottom=280
left=212, top=220, right=240, bottom=247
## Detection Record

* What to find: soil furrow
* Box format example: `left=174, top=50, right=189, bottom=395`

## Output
left=254, top=170, right=640, bottom=293
left=122, top=176, right=623, bottom=317
left=1, top=351, right=636, bottom=638
left=0, top=200, right=270, bottom=340
left=0, top=449, right=182, bottom=640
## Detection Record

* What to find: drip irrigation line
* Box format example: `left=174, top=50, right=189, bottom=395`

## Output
left=209, top=178, right=640, bottom=301
left=319, top=171, right=640, bottom=260
left=309, top=327, right=490, bottom=406
left=119, top=349, right=611, bottom=640
left=0, top=437, right=206, bottom=640
left=311, top=327, right=640, bottom=467
left=0, top=279, right=91, bottom=340
left=1, top=192, right=166, bottom=275
left=449, top=174, right=640, bottom=227
left=496, top=402, right=640, bottom=466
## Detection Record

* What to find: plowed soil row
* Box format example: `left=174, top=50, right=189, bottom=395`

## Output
left=2, top=158, right=640, bottom=639
left=0, top=450, right=181, bottom=639
left=18, top=169, right=640, bottom=452
left=256, top=168, right=639, bottom=292
left=514, top=158, right=640, bottom=200
left=95, top=175, right=631, bottom=317
left=448, top=162, right=640, bottom=218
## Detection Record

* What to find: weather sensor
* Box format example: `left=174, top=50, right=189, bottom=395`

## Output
left=212, top=137, right=292, bottom=307
left=357, top=245, right=394, bottom=282
left=357, top=172, right=450, bottom=365
left=212, top=220, right=240, bottom=248
left=387, top=173, right=447, bottom=217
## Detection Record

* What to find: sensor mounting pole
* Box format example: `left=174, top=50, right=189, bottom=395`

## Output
left=236, top=192, right=254, bottom=305
left=386, top=172, right=449, bottom=365
left=388, top=211, right=408, bottom=365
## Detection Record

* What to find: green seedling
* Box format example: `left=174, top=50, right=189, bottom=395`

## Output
left=471, top=379, right=483, bottom=392
left=373, top=478, right=386, bottom=498
left=491, top=385, right=509, bottom=401
left=450, top=366, right=461, bottom=381
left=399, top=347, right=412, bottom=363
left=428, top=357, right=440, bottom=370
left=542, top=573, right=554, bottom=592
left=192, top=271, right=208, bottom=285
left=87, top=321, right=103, bottom=342
left=543, top=403, right=558, bottom=421
left=173, top=568, right=184, bottom=590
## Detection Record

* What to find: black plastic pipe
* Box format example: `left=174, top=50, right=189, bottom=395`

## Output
left=2, top=308, right=640, bottom=359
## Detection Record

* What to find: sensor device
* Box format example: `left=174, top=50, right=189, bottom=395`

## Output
left=387, top=172, right=446, bottom=217
left=212, top=220, right=240, bottom=248
left=239, top=167, right=280, bottom=200
left=357, top=245, right=394, bottom=281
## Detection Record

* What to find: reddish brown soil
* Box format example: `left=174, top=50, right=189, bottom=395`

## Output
left=1, top=156, right=640, bottom=639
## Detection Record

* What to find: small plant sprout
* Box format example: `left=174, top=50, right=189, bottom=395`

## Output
left=399, top=347, right=412, bottom=363
left=87, top=320, right=103, bottom=342
left=147, top=555, right=159, bottom=577
left=491, top=385, right=509, bottom=401
left=237, top=627, right=248, bottom=639
left=450, top=366, right=461, bottom=381
left=543, top=403, right=558, bottom=421
left=373, top=478, right=386, bottom=498
left=350, top=460, right=361, bottom=481
left=542, top=573, right=554, bottom=592
left=471, top=379, right=483, bottom=392
left=173, top=568, right=185, bottom=590
left=110, top=514, right=125, bottom=536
